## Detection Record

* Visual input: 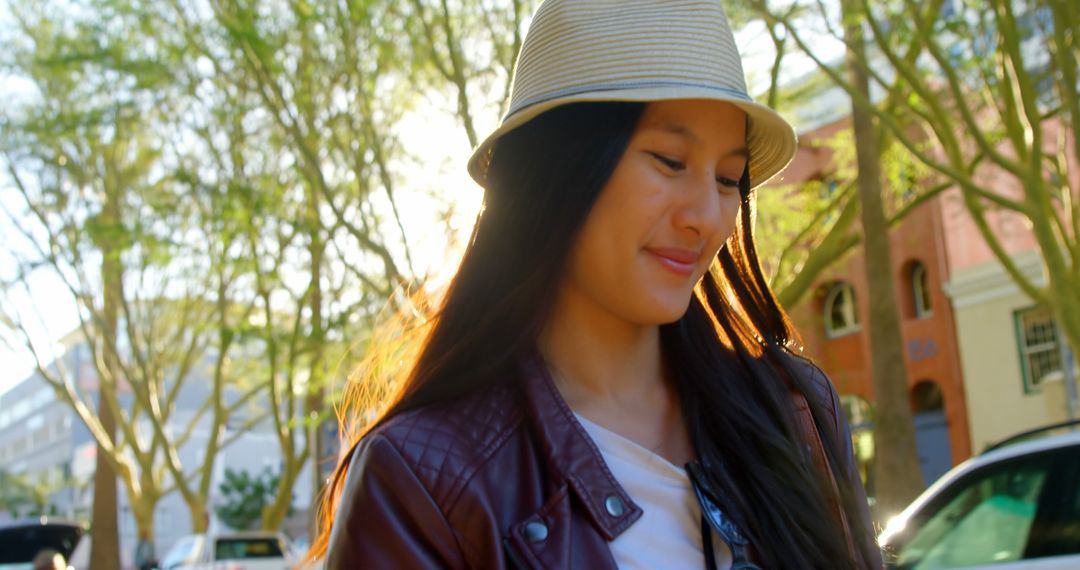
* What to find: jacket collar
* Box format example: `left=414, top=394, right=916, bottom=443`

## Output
left=518, top=356, right=643, bottom=540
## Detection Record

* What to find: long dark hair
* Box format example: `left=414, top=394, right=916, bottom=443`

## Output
left=312, top=102, right=876, bottom=567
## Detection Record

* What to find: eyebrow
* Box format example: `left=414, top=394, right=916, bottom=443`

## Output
left=647, top=122, right=749, bottom=158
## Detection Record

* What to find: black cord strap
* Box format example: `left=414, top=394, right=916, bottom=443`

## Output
left=701, top=515, right=718, bottom=570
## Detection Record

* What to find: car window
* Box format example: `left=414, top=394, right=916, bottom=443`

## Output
left=213, top=537, right=284, bottom=560
left=1024, top=450, right=1080, bottom=558
left=891, top=448, right=1079, bottom=569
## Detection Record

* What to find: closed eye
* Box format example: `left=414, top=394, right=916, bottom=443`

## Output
left=647, top=152, right=685, bottom=172
left=649, top=151, right=740, bottom=191
left=716, top=176, right=739, bottom=190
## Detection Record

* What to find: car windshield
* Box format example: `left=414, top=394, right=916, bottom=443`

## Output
left=214, top=537, right=284, bottom=560
left=889, top=450, right=1069, bottom=569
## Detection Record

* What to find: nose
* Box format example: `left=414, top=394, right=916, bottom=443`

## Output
left=671, top=173, right=726, bottom=238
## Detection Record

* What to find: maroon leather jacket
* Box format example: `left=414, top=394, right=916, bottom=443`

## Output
left=326, top=356, right=881, bottom=568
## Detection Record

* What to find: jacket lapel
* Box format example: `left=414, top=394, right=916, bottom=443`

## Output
left=518, top=356, right=643, bottom=538
left=501, top=357, right=641, bottom=568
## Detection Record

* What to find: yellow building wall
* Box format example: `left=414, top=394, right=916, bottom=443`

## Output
left=949, top=253, right=1070, bottom=452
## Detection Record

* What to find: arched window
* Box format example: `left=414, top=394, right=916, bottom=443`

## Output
left=912, top=262, right=933, bottom=318
left=824, top=282, right=860, bottom=338
left=911, top=380, right=945, bottom=413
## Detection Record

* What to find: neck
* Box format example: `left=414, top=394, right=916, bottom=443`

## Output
left=539, top=288, right=694, bottom=465
left=538, top=290, right=666, bottom=408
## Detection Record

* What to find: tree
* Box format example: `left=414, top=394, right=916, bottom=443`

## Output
left=0, top=470, right=38, bottom=518
left=0, top=0, right=271, bottom=544
left=750, top=0, right=1080, bottom=393
left=0, top=469, right=79, bottom=518
left=214, top=468, right=290, bottom=531
left=720, top=3, right=946, bottom=309
left=404, top=0, right=529, bottom=148
left=754, top=130, right=940, bottom=309
left=3, top=0, right=503, bottom=545
left=736, top=0, right=1079, bottom=515
left=840, top=0, right=925, bottom=516
left=1, top=7, right=140, bottom=563
left=153, top=0, right=428, bottom=531
left=733, top=0, right=973, bottom=515
left=146, top=0, right=531, bottom=533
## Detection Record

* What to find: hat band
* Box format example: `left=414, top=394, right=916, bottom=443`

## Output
left=504, top=80, right=755, bottom=122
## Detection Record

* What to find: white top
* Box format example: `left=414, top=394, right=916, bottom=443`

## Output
left=574, top=414, right=733, bottom=570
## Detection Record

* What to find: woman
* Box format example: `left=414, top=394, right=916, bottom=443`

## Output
left=316, top=0, right=881, bottom=568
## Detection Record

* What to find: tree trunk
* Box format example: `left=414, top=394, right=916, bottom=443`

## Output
left=131, top=497, right=157, bottom=540
left=308, top=414, right=324, bottom=539
left=90, top=187, right=122, bottom=570
left=842, top=0, right=925, bottom=520
left=306, top=180, right=327, bottom=540
left=189, top=500, right=209, bottom=533
left=262, top=460, right=303, bottom=530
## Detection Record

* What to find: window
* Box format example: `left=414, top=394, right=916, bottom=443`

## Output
left=32, top=388, right=52, bottom=409
left=824, top=282, right=860, bottom=338
left=911, top=263, right=933, bottom=318
left=32, top=427, right=48, bottom=447
left=214, top=537, right=285, bottom=560
left=12, top=399, right=29, bottom=422
left=902, top=260, right=933, bottom=319
left=889, top=447, right=1080, bottom=567
left=1015, top=307, right=1062, bottom=392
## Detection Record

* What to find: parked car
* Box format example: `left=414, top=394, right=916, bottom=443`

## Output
left=0, top=518, right=87, bottom=570
left=879, top=420, right=1080, bottom=569
left=159, top=531, right=293, bottom=570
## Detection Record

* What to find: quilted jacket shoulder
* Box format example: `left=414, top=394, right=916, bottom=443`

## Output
left=370, top=383, right=526, bottom=509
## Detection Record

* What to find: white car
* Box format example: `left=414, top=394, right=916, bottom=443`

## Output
left=879, top=421, right=1080, bottom=569
left=159, top=531, right=294, bottom=570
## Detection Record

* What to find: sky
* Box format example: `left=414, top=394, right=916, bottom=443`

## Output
left=0, top=6, right=846, bottom=397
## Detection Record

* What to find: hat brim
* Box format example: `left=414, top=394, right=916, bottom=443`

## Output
left=467, top=85, right=797, bottom=190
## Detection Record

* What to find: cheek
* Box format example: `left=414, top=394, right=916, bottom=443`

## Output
left=588, top=168, right=668, bottom=245
left=712, top=199, right=742, bottom=248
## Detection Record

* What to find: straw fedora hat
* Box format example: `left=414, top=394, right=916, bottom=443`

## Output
left=467, top=0, right=798, bottom=190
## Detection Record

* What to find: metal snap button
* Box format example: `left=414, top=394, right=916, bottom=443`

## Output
left=524, top=521, right=548, bottom=542
left=605, top=495, right=625, bottom=517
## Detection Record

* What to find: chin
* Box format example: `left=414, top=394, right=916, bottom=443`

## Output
left=638, top=297, right=694, bottom=325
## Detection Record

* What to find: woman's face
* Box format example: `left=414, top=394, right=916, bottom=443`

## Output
left=560, top=99, right=747, bottom=328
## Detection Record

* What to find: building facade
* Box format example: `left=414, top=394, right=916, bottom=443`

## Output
left=777, top=109, right=1077, bottom=491
left=779, top=121, right=973, bottom=490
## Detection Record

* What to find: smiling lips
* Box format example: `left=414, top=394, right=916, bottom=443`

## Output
left=645, top=247, right=699, bottom=277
